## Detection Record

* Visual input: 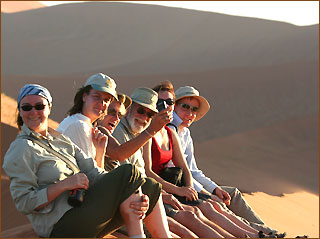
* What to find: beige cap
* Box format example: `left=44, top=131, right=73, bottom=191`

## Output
left=84, top=73, right=118, bottom=100
left=130, top=87, right=159, bottom=113
left=175, top=86, right=210, bottom=121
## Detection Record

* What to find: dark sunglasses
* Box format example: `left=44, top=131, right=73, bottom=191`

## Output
left=136, top=107, right=155, bottom=118
left=21, top=104, right=46, bottom=112
left=177, top=103, right=199, bottom=112
left=157, top=98, right=175, bottom=106
left=107, top=108, right=124, bottom=119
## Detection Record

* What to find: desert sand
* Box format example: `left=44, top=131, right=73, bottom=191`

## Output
left=1, top=1, right=318, bottom=238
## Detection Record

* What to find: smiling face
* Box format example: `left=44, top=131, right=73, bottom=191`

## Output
left=100, top=100, right=126, bottom=133
left=19, top=95, right=51, bottom=136
left=174, top=97, right=200, bottom=129
left=82, top=89, right=113, bottom=122
left=126, top=103, right=155, bottom=134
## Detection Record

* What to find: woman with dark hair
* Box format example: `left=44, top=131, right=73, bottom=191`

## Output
left=57, top=73, right=172, bottom=237
left=3, top=83, right=171, bottom=238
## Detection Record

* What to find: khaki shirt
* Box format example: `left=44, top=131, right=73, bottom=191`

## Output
left=2, top=124, right=105, bottom=237
left=112, top=117, right=147, bottom=177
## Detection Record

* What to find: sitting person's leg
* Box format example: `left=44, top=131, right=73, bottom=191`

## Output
left=221, top=186, right=277, bottom=234
left=172, top=210, right=226, bottom=238
left=166, top=216, right=198, bottom=238
left=50, top=164, right=149, bottom=238
left=183, top=204, right=235, bottom=238
left=197, top=200, right=264, bottom=238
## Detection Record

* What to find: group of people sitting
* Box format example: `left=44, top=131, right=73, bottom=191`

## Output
left=3, top=73, right=287, bottom=238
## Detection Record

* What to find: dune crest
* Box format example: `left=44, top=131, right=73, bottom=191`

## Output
left=1, top=1, right=45, bottom=13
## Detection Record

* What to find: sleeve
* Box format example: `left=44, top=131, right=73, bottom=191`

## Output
left=71, top=141, right=105, bottom=185
left=62, top=121, right=93, bottom=158
left=185, top=131, right=218, bottom=193
left=2, top=139, right=49, bottom=214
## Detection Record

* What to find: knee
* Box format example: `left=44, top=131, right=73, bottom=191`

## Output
left=120, top=191, right=141, bottom=220
left=211, top=201, right=224, bottom=213
left=176, top=210, right=198, bottom=222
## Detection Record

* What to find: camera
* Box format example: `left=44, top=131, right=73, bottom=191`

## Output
left=157, top=100, right=168, bottom=112
left=68, top=189, right=85, bottom=207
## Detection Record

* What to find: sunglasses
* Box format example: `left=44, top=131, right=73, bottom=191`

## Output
left=177, top=103, right=199, bottom=113
left=157, top=98, right=175, bottom=106
left=136, top=107, right=155, bottom=118
left=21, top=104, right=46, bottom=112
left=107, top=108, right=124, bottom=119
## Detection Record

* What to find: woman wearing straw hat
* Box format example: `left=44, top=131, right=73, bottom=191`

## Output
left=168, top=85, right=283, bottom=237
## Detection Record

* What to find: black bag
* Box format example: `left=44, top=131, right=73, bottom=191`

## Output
left=159, top=167, right=201, bottom=206
left=159, top=167, right=184, bottom=186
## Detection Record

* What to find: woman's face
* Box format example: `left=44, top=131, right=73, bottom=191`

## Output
left=19, top=95, right=51, bottom=136
left=174, top=97, right=199, bottom=128
left=100, top=101, right=126, bottom=133
left=82, top=89, right=113, bottom=122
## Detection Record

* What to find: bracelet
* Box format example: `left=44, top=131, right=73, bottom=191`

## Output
left=144, top=128, right=154, bottom=137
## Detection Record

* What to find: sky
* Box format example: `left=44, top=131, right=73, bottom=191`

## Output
left=40, top=1, right=319, bottom=26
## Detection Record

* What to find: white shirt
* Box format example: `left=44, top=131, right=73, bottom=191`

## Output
left=57, top=113, right=96, bottom=159
left=168, top=111, right=218, bottom=193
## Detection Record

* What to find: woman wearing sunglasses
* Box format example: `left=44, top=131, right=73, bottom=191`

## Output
left=141, top=81, right=275, bottom=238
left=3, top=84, right=172, bottom=238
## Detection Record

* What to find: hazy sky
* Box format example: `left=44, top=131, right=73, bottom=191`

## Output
left=40, top=1, right=319, bottom=26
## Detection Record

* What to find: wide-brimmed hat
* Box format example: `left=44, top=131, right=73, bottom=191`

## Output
left=84, top=73, right=118, bottom=100
left=130, top=87, right=158, bottom=113
left=116, top=93, right=132, bottom=109
left=175, top=86, right=210, bottom=121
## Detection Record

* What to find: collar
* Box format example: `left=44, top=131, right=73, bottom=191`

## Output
left=171, top=111, right=183, bottom=129
left=20, top=123, right=54, bottom=141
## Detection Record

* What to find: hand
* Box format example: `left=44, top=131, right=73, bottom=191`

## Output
left=92, top=127, right=108, bottom=153
left=210, top=194, right=224, bottom=203
left=130, top=194, right=149, bottom=220
left=176, top=186, right=198, bottom=202
left=162, top=193, right=184, bottom=210
left=62, top=173, right=89, bottom=191
left=214, top=187, right=231, bottom=206
left=147, top=108, right=173, bottom=134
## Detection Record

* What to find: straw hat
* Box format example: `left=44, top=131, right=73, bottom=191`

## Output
left=175, top=86, right=210, bottom=121
left=116, top=93, right=132, bottom=109
left=84, top=73, right=118, bottom=100
left=130, top=87, right=159, bottom=113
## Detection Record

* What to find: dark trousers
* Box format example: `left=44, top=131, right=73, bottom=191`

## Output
left=50, top=164, right=161, bottom=238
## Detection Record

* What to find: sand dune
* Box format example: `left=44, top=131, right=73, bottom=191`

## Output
left=1, top=2, right=318, bottom=76
left=1, top=1, right=45, bottom=13
left=1, top=1, right=318, bottom=238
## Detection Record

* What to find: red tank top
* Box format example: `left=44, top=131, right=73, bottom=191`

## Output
left=151, top=126, right=173, bottom=175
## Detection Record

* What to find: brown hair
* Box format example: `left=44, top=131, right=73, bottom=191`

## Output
left=152, top=80, right=175, bottom=100
left=67, top=85, right=92, bottom=116
left=16, top=110, right=24, bottom=130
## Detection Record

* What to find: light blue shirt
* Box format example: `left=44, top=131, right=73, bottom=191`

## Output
left=168, top=111, right=218, bottom=193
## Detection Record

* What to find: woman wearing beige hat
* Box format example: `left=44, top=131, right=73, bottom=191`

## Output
left=57, top=74, right=172, bottom=238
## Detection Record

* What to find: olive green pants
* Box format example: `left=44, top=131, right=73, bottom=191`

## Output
left=50, top=164, right=161, bottom=238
